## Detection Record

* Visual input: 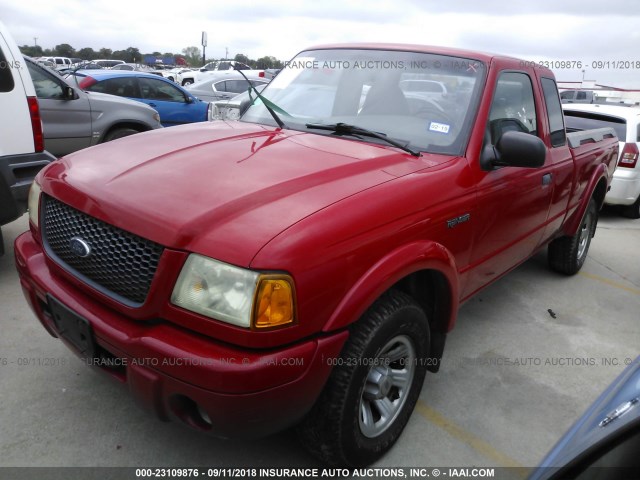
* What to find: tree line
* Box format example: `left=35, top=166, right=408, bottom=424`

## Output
left=18, top=43, right=284, bottom=69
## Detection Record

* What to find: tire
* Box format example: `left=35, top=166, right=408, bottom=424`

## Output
left=297, top=290, right=430, bottom=467
left=103, top=128, right=139, bottom=143
left=182, top=79, right=194, bottom=86
left=622, top=196, right=640, bottom=219
left=548, top=199, right=598, bottom=275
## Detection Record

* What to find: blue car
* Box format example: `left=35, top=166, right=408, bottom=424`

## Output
left=74, top=70, right=210, bottom=127
left=530, top=357, right=640, bottom=479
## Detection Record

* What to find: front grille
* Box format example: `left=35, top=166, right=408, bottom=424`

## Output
left=42, top=195, right=164, bottom=305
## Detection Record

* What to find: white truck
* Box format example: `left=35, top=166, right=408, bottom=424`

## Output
left=180, top=60, right=264, bottom=85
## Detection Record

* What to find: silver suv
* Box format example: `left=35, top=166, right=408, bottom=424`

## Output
left=25, top=57, right=163, bottom=157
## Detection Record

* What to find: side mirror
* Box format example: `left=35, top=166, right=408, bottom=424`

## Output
left=481, top=131, right=546, bottom=169
left=63, top=86, right=77, bottom=100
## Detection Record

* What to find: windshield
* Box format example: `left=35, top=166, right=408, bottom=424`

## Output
left=241, top=48, right=486, bottom=155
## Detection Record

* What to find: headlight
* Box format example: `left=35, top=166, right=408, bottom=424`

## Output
left=27, top=179, right=42, bottom=228
left=224, top=106, right=240, bottom=121
left=171, top=254, right=296, bottom=329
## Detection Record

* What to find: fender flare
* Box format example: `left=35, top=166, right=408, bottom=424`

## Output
left=322, top=240, right=459, bottom=333
left=98, top=122, right=149, bottom=145
left=563, top=163, right=609, bottom=237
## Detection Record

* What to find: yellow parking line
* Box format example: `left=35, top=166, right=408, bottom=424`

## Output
left=579, top=272, right=640, bottom=296
left=415, top=400, right=527, bottom=470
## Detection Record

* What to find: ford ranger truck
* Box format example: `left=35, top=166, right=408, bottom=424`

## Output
left=15, top=44, right=619, bottom=467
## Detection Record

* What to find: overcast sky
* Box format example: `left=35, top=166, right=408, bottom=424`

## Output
left=3, top=0, right=640, bottom=87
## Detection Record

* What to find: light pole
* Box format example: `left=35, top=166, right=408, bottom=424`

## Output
left=201, top=31, right=207, bottom=66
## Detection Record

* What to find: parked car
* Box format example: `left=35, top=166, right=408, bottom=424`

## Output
left=74, top=61, right=103, bottom=70
left=563, top=104, right=640, bottom=218
left=111, top=63, right=154, bottom=72
left=39, top=56, right=73, bottom=70
left=560, top=89, right=599, bottom=104
left=16, top=44, right=618, bottom=467
left=400, top=79, right=448, bottom=98
left=185, top=72, right=269, bottom=103
left=181, top=61, right=265, bottom=86
left=74, top=70, right=211, bottom=126
left=150, top=67, right=192, bottom=83
left=0, top=22, right=55, bottom=255
left=175, top=68, right=203, bottom=86
left=264, top=68, right=281, bottom=80
left=530, top=357, right=640, bottom=480
left=36, top=58, right=56, bottom=69
left=210, top=84, right=267, bottom=120
left=94, top=59, right=125, bottom=69
left=25, top=57, right=162, bottom=157
left=200, top=60, right=252, bottom=72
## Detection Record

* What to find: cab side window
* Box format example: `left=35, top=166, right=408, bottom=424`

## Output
left=541, top=77, right=567, bottom=147
left=488, top=72, right=537, bottom=144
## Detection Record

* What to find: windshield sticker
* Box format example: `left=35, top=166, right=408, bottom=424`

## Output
left=429, top=122, right=450, bottom=134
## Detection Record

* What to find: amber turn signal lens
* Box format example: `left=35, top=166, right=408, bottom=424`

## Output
left=253, top=276, right=296, bottom=329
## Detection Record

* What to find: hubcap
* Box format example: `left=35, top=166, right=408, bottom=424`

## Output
left=577, top=210, right=593, bottom=260
left=359, top=335, right=416, bottom=438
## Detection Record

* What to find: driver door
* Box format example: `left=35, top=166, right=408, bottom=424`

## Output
left=463, top=71, right=553, bottom=298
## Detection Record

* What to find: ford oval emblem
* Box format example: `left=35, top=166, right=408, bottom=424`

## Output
left=69, top=237, right=92, bottom=258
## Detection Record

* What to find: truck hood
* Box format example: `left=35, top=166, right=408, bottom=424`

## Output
left=44, top=121, right=446, bottom=266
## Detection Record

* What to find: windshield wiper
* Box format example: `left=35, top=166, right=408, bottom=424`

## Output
left=233, top=65, right=287, bottom=129
left=305, top=122, right=421, bottom=157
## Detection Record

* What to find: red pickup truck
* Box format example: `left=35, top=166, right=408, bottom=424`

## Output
left=15, top=44, right=618, bottom=467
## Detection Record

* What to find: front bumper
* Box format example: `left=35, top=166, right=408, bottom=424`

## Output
left=14, top=231, right=347, bottom=438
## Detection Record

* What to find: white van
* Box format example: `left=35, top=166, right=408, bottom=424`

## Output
left=0, top=21, right=55, bottom=254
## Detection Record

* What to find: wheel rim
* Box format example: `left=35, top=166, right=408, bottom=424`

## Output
left=359, top=335, right=416, bottom=438
left=577, top=210, right=593, bottom=260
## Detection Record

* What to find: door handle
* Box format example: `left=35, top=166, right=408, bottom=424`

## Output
left=542, top=173, right=553, bottom=186
left=148, top=103, right=156, bottom=107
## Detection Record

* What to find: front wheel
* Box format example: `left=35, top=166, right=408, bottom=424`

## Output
left=548, top=199, right=598, bottom=275
left=182, top=79, right=194, bottom=86
left=298, top=290, right=430, bottom=467
left=103, top=127, right=139, bottom=142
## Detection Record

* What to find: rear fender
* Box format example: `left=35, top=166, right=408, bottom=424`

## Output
left=322, top=240, right=459, bottom=333
left=563, top=164, right=609, bottom=237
